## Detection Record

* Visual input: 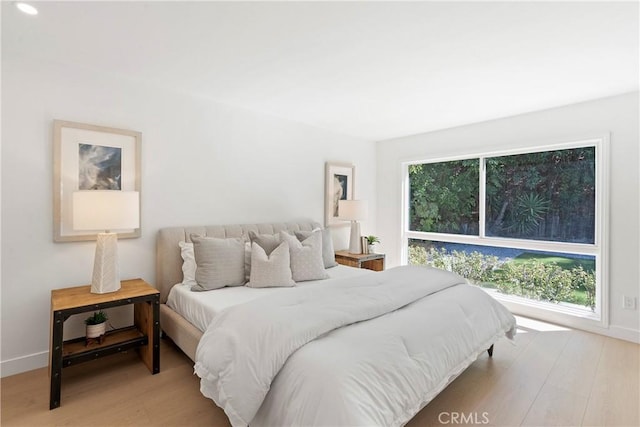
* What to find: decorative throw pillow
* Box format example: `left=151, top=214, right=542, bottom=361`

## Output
left=247, top=242, right=295, bottom=288
left=248, top=231, right=282, bottom=256
left=178, top=241, right=197, bottom=286
left=190, top=234, right=246, bottom=291
left=280, top=230, right=329, bottom=282
left=295, top=228, right=338, bottom=268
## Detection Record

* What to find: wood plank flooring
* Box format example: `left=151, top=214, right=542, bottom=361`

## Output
left=2, top=316, right=638, bottom=426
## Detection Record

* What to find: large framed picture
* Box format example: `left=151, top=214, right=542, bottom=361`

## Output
left=53, top=120, right=141, bottom=242
left=324, top=162, right=355, bottom=227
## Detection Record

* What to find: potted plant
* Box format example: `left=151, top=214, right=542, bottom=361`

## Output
left=85, top=310, right=108, bottom=344
left=365, top=236, right=380, bottom=254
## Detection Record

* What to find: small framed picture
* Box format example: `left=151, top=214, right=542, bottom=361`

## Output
left=53, top=120, right=141, bottom=242
left=325, top=162, right=355, bottom=227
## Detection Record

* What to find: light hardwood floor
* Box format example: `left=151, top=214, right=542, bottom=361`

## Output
left=2, top=317, right=638, bottom=426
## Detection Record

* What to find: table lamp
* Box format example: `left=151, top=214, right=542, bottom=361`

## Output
left=73, top=191, right=140, bottom=294
left=338, top=199, right=368, bottom=254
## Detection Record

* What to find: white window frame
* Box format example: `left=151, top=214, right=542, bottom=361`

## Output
left=401, top=136, right=609, bottom=328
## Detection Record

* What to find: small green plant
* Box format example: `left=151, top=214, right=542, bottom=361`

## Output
left=85, top=310, right=108, bottom=325
left=365, top=235, right=380, bottom=245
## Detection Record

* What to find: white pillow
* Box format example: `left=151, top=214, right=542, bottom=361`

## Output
left=247, top=241, right=295, bottom=288
left=280, top=230, right=329, bottom=282
left=178, top=241, right=196, bottom=286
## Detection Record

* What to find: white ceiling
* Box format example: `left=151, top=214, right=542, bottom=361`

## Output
left=3, top=1, right=638, bottom=141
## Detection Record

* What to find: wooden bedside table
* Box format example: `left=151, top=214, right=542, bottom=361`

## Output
left=335, top=250, right=385, bottom=271
left=49, top=278, right=160, bottom=409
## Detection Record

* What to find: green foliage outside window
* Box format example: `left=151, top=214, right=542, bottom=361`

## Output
left=409, top=159, right=479, bottom=235
left=409, top=147, right=596, bottom=243
left=408, top=145, right=598, bottom=313
left=408, top=244, right=596, bottom=311
left=485, top=148, right=595, bottom=243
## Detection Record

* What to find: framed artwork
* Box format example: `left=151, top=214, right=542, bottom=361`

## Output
left=324, top=162, right=355, bottom=227
left=53, top=120, right=141, bottom=242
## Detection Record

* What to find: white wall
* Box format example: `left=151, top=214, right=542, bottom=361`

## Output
left=376, top=92, right=640, bottom=342
left=0, top=56, right=376, bottom=376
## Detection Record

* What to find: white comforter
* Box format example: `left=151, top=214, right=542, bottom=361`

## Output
left=195, top=266, right=516, bottom=427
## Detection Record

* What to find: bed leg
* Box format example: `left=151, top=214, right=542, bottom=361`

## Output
left=487, top=344, right=494, bottom=357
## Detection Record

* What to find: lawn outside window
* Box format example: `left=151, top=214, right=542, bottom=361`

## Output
left=402, top=137, right=608, bottom=325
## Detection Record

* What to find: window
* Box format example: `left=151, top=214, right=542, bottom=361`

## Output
left=485, top=148, right=595, bottom=243
left=404, top=138, right=607, bottom=322
left=409, top=159, right=479, bottom=235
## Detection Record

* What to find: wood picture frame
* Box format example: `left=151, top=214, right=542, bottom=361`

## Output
left=53, top=120, right=141, bottom=242
left=324, top=162, right=355, bottom=227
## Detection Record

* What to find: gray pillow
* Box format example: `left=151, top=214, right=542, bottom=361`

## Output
left=295, top=228, right=338, bottom=268
left=248, top=231, right=282, bottom=256
left=281, top=231, right=329, bottom=282
left=190, top=234, right=246, bottom=291
left=247, top=241, right=295, bottom=288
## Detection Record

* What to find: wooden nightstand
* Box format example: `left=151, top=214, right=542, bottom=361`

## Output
left=49, top=278, right=160, bottom=409
left=335, top=250, right=385, bottom=271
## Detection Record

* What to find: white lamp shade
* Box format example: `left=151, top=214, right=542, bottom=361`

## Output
left=338, top=200, right=368, bottom=221
left=73, top=191, right=140, bottom=231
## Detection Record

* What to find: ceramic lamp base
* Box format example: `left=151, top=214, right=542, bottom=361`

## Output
left=91, top=232, right=120, bottom=294
left=348, top=221, right=362, bottom=254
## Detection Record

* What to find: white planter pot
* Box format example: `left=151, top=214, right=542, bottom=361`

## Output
left=368, top=244, right=376, bottom=254
left=86, top=322, right=106, bottom=339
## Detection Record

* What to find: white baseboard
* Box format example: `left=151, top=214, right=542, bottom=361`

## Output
left=1, top=350, right=48, bottom=378
left=495, top=295, right=640, bottom=344
left=607, top=325, right=640, bottom=344
left=508, top=306, right=639, bottom=344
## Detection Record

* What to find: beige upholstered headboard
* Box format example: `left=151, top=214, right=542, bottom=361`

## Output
left=155, top=220, right=321, bottom=303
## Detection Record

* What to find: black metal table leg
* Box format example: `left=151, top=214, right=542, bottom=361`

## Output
left=152, top=295, right=160, bottom=374
left=50, top=310, right=64, bottom=409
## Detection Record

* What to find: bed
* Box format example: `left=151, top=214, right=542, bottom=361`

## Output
left=156, top=220, right=516, bottom=427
